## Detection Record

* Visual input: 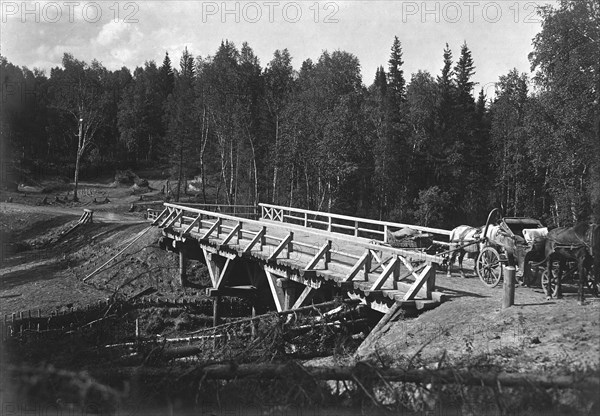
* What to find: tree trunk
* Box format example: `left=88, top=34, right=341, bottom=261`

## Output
left=200, top=108, right=209, bottom=203
left=272, top=115, right=279, bottom=204
left=73, top=151, right=82, bottom=202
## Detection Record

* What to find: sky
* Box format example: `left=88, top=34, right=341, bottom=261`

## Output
left=1, top=0, right=557, bottom=97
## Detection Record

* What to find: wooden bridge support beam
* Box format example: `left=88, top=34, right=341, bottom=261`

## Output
left=213, top=296, right=221, bottom=327
left=179, top=249, right=187, bottom=287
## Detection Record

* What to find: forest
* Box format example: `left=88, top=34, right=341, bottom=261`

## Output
left=1, top=0, right=598, bottom=229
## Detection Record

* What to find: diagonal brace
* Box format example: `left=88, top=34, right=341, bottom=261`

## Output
left=304, top=240, right=332, bottom=271
left=202, top=218, right=222, bottom=240
left=369, top=255, right=400, bottom=291
left=344, top=251, right=372, bottom=282
left=269, top=232, right=294, bottom=261
left=243, top=226, right=266, bottom=254
left=221, top=222, right=242, bottom=246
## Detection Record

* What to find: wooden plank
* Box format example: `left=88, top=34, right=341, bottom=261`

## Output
left=151, top=207, right=169, bottom=226
left=264, top=267, right=285, bottom=312
left=369, top=256, right=400, bottom=291
left=304, top=240, right=332, bottom=270
left=164, top=210, right=183, bottom=228
left=258, top=203, right=452, bottom=236
left=268, top=232, right=294, bottom=261
left=206, top=286, right=256, bottom=298
left=344, top=251, right=371, bottom=282
left=158, top=208, right=175, bottom=227
left=398, top=255, right=421, bottom=281
left=403, top=264, right=436, bottom=301
left=291, top=286, right=314, bottom=309
left=220, top=222, right=242, bottom=246
left=215, top=258, right=232, bottom=289
left=203, top=249, right=219, bottom=287
left=202, top=218, right=222, bottom=240
left=243, top=226, right=266, bottom=254
left=183, top=214, right=203, bottom=234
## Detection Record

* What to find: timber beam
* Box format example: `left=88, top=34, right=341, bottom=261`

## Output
left=206, top=286, right=257, bottom=298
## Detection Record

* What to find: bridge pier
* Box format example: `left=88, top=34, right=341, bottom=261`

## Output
left=213, top=296, right=221, bottom=327
left=179, top=249, right=187, bottom=287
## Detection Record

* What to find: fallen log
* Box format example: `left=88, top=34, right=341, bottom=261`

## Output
left=88, top=363, right=599, bottom=390
left=186, top=299, right=360, bottom=335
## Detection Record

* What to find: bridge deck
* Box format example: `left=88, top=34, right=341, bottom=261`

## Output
left=151, top=203, right=450, bottom=314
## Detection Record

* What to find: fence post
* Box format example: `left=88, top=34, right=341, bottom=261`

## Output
left=503, top=266, right=516, bottom=309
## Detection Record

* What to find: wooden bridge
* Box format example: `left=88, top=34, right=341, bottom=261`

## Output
left=149, top=203, right=452, bottom=320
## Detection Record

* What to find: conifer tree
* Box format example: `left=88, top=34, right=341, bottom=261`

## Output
left=454, top=42, right=476, bottom=107
left=387, top=36, right=405, bottom=104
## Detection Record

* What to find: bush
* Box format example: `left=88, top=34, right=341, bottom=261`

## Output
left=114, top=170, right=136, bottom=185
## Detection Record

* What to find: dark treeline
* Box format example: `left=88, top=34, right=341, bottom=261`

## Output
left=1, top=0, right=598, bottom=228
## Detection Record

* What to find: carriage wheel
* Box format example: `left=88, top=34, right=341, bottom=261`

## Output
left=541, top=268, right=559, bottom=298
left=476, top=247, right=503, bottom=288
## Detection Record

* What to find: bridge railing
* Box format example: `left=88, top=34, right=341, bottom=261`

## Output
left=147, top=204, right=257, bottom=221
left=259, top=203, right=451, bottom=244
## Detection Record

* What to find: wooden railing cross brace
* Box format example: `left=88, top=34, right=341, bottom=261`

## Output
left=369, top=255, right=400, bottom=291
left=243, top=226, right=266, bottom=254
left=304, top=240, right=332, bottom=271
left=184, top=214, right=203, bottom=234
left=344, top=250, right=372, bottom=282
left=268, top=232, right=294, bottom=261
left=202, top=218, right=222, bottom=240
left=221, top=222, right=242, bottom=246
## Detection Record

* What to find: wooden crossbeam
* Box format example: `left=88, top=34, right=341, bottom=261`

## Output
left=268, top=232, right=294, bottom=261
left=344, top=251, right=371, bottom=282
left=243, top=226, right=266, bottom=254
left=151, top=208, right=169, bottom=226
left=158, top=208, right=175, bottom=227
left=164, top=210, right=183, bottom=228
left=291, top=286, right=314, bottom=310
left=202, top=218, right=222, bottom=240
left=403, top=264, right=436, bottom=300
left=215, top=258, right=232, bottom=289
left=369, top=255, right=400, bottom=291
left=264, top=267, right=285, bottom=312
left=203, top=249, right=218, bottom=287
left=304, top=240, right=332, bottom=271
left=183, top=214, right=203, bottom=234
left=398, top=255, right=421, bottom=281
left=221, top=222, right=242, bottom=246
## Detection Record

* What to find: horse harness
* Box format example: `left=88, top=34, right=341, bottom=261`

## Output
left=548, top=224, right=598, bottom=256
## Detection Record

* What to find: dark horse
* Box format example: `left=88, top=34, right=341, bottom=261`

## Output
left=544, top=223, right=599, bottom=304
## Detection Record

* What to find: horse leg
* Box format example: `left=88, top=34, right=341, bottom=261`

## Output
left=556, top=259, right=564, bottom=299
left=578, top=256, right=585, bottom=305
left=459, top=251, right=467, bottom=278
left=546, top=256, right=553, bottom=301
left=447, top=250, right=458, bottom=277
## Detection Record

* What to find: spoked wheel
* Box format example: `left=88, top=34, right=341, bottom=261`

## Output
left=476, top=247, right=503, bottom=288
left=541, top=268, right=559, bottom=298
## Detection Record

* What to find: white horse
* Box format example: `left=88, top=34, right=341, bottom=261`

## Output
left=447, top=225, right=482, bottom=277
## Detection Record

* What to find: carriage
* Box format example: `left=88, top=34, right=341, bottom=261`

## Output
left=475, top=209, right=546, bottom=288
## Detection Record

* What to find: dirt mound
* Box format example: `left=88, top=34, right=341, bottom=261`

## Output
left=357, top=285, right=600, bottom=373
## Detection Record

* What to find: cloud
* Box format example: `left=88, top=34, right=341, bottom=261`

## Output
left=96, top=20, right=142, bottom=47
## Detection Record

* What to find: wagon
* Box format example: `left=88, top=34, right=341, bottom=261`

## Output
left=475, top=209, right=545, bottom=288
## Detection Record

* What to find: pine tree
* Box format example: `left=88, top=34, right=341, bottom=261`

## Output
left=387, top=36, right=405, bottom=103
left=454, top=42, right=476, bottom=107
left=373, top=66, right=387, bottom=96
left=159, top=52, right=175, bottom=98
